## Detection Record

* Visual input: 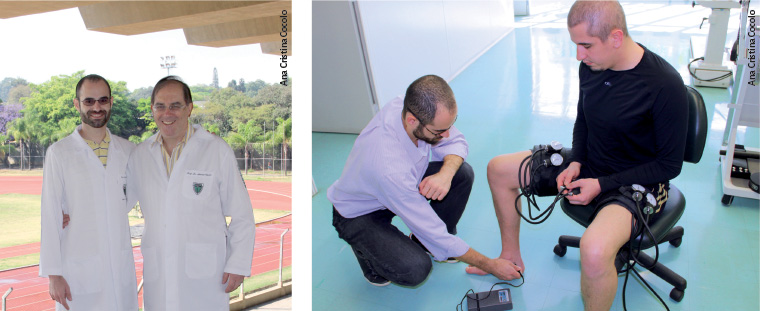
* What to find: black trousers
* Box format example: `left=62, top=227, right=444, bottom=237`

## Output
left=332, top=161, right=474, bottom=286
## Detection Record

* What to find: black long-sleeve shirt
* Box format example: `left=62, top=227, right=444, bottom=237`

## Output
left=570, top=44, right=689, bottom=193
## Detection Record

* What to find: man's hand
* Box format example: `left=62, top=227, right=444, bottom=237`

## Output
left=464, top=258, right=523, bottom=281
left=566, top=178, right=601, bottom=205
left=419, top=172, right=453, bottom=200
left=49, top=275, right=72, bottom=310
left=62, top=212, right=70, bottom=229
left=222, top=272, right=245, bottom=293
left=556, top=161, right=582, bottom=192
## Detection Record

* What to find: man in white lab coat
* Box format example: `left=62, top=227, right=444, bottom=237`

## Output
left=126, top=76, right=255, bottom=310
left=39, top=74, right=138, bottom=311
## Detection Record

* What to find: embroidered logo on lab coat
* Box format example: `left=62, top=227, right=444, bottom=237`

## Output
left=193, top=182, right=204, bottom=195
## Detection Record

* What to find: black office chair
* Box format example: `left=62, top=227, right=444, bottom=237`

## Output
left=552, top=85, right=708, bottom=302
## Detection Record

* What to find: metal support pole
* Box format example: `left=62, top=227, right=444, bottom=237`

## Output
left=238, top=278, right=245, bottom=300
left=2, top=287, right=13, bottom=311
left=137, top=279, right=144, bottom=310
left=279, top=228, right=290, bottom=287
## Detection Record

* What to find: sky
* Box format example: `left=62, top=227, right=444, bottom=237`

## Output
left=0, top=7, right=288, bottom=91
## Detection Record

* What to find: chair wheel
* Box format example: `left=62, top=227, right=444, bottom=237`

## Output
left=670, top=288, right=684, bottom=302
left=669, top=237, right=682, bottom=247
left=721, top=194, right=733, bottom=206
left=553, top=244, right=566, bottom=257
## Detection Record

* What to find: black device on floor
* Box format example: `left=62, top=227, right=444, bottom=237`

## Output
left=466, top=288, right=513, bottom=311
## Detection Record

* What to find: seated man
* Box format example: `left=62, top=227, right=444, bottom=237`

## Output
left=474, top=1, right=688, bottom=310
left=328, top=75, right=522, bottom=287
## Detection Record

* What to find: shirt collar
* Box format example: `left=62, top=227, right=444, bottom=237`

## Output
left=389, top=99, right=428, bottom=159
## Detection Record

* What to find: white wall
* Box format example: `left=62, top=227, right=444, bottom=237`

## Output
left=313, top=0, right=515, bottom=133
left=312, top=1, right=378, bottom=134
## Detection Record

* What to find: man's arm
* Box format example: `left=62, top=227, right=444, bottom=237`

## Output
left=419, top=154, right=463, bottom=200
left=378, top=171, right=467, bottom=261
left=219, top=146, right=255, bottom=287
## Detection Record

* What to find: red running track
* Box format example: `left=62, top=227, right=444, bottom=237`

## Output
left=0, top=217, right=291, bottom=311
left=0, top=177, right=291, bottom=311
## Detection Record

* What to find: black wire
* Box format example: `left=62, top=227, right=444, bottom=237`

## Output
left=687, top=57, right=732, bottom=82
left=514, top=153, right=570, bottom=225
left=621, top=197, right=669, bottom=311
left=456, top=272, right=524, bottom=311
left=515, top=150, right=670, bottom=310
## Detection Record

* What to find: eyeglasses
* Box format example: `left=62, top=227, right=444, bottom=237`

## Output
left=407, top=109, right=457, bottom=136
left=153, top=103, right=187, bottom=112
left=80, top=97, right=111, bottom=106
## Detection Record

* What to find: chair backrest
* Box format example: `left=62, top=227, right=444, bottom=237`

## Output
left=684, top=85, right=708, bottom=164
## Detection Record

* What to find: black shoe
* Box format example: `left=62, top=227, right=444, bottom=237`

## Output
left=363, top=272, right=391, bottom=286
left=409, top=233, right=459, bottom=263
left=352, top=246, right=391, bottom=286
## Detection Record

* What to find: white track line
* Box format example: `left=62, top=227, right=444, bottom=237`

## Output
left=246, top=188, right=291, bottom=199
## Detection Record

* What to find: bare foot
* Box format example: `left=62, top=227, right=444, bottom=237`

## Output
left=501, top=253, right=525, bottom=273
left=465, top=265, right=489, bottom=275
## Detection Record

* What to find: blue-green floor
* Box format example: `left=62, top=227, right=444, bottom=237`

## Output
left=312, top=3, right=759, bottom=310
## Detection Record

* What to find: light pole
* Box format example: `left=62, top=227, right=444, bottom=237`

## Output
left=160, top=55, right=177, bottom=75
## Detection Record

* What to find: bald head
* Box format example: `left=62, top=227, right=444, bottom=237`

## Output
left=567, top=1, right=629, bottom=42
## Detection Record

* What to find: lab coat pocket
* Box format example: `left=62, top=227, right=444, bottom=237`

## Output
left=66, top=257, right=103, bottom=295
left=185, top=243, right=217, bottom=279
left=181, top=170, right=214, bottom=200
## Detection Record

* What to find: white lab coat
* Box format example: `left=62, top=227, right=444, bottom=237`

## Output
left=126, top=125, right=255, bottom=311
left=39, top=126, right=138, bottom=311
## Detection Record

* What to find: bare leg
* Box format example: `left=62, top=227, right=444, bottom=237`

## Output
left=580, top=204, right=632, bottom=311
left=467, top=150, right=531, bottom=275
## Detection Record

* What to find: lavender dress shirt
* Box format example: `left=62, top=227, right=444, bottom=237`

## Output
left=327, top=97, right=470, bottom=261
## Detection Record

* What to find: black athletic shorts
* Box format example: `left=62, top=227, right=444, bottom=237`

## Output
left=529, top=147, right=669, bottom=229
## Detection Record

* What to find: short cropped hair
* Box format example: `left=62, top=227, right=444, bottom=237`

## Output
left=567, top=1, right=629, bottom=42
left=75, top=74, right=111, bottom=99
left=151, top=75, right=193, bottom=105
left=402, top=75, right=456, bottom=125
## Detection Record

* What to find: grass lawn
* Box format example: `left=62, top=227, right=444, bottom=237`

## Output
left=0, top=194, right=41, bottom=248
left=240, top=170, right=292, bottom=183
left=0, top=169, right=43, bottom=176
left=228, top=266, right=292, bottom=298
left=0, top=253, right=39, bottom=271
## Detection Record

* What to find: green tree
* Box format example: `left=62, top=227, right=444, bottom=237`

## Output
left=128, top=131, right=154, bottom=144
left=244, top=79, right=267, bottom=98
left=271, top=117, right=291, bottom=174
left=7, top=85, right=31, bottom=104
left=129, top=86, right=153, bottom=102
left=202, top=122, right=220, bottom=136
left=253, top=83, right=291, bottom=120
left=225, top=120, right=263, bottom=174
left=107, top=80, right=141, bottom=138
left=0, top=77, right=28, bottom=103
